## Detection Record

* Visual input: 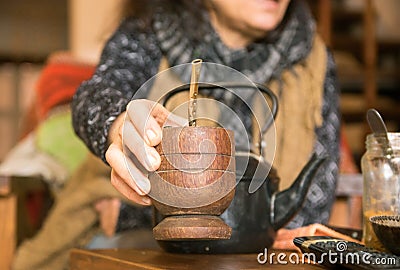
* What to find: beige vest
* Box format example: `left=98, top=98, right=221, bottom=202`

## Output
left=265, top=34, right=327, bottom=189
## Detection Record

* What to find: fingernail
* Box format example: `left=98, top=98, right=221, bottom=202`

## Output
left=142, top=197, right=151, bottom=205
left=134, top=185, right=145, bottom=196
left=145, top=129, right=157, bottom=145
left=136, top=178, right=151, bottom=194
left=146, top=152, right=160, bottom=170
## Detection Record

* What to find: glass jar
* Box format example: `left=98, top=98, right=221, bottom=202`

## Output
left=361, top=132, right=400, bottom=250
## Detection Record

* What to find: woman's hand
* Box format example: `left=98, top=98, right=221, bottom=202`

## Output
left=94, top=198, right=121, bottom=237
left=105, top=99, right=185, bottom=205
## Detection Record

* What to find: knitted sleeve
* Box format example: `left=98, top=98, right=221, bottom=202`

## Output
left=286, top=50, right=341, bottom=228
left=71, top=18, right=162, bottom=162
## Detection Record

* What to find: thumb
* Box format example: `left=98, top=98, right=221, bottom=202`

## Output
left=150, top=102, right=187, bottom=127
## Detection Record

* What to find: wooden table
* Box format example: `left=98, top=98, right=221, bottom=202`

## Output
left=70, top=248, right=325, bottom=269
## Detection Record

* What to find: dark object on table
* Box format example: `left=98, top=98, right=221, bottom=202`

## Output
left=370, top=215, right=400, bottom=255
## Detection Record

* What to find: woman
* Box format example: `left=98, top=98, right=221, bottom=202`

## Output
left=72, top=0, right=339, bottom=234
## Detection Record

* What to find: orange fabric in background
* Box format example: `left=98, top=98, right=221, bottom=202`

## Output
left=35, top=59, right=95, bottom=119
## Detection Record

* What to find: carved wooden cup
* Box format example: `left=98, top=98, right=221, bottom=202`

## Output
left=150, top=126, right=236, bottom=241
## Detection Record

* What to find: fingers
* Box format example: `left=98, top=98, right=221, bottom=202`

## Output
left=126, top=100, right=163, bottom=147
left=122, top=119, right=161, bottom=172
left=107, top=99, right=187, bottom=205
left=126, top=100, right=186, bottom=147
left=164, top=111, right=187, bottom=127
left=94, top=198, right=121, bottom=237
left=106, top=143, right=150, bottom=195
left=123, top=147, right=152, bottom=194
left=110, top=169, right=151, bottom=205
left=151, top=101, right=187, bottom=127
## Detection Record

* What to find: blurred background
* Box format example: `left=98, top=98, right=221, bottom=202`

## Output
left=0, top=0, right=399, bottom=170
left=0, top=0, right=124, bottom=160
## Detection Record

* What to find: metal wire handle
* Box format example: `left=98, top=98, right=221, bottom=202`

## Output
left=161, top=82, right=278, bottom=133
left=160, top=82, right=279, bottom=154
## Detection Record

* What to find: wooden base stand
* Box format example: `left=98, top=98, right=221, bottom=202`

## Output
left=153, top=215, right=231, bottom=241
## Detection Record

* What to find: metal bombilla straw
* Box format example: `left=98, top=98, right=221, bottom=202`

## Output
left=188, top=59, right=202, bottom=127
